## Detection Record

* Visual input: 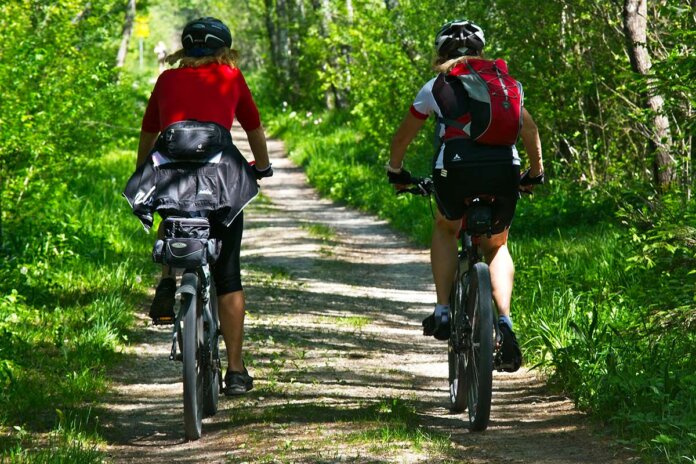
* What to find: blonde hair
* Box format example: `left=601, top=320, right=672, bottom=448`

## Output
left=165, top=47, right=239, bottom=69
left=433, top=52, right=485, bottom=74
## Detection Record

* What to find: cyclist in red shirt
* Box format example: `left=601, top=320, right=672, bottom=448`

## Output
left=387, top=20, right=544, bottom=372
left=137, top=17, right=271, bottom=394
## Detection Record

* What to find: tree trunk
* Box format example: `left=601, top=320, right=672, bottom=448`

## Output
left=71, top=2, right=92, bottom=24
left=116, top=0, right=136, bottom=68
left=623, top=0, right=674, bottom=190
left=263, top=0, right=279, bottom=68
left=276, top=0, right=290, bottom=75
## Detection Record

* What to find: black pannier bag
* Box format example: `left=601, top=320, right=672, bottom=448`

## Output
left=152, top=217, right=221, bottom=268
left=157, top=120, right=232, bottom=160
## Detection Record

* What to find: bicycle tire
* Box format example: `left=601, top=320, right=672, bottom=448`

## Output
left=202, top=283, right=220, bottom=417
left=464, top=262, right=494, bottom=432
left=182, top=284, right=204, bottom=440
left=448, top=258, right=468, bottom=413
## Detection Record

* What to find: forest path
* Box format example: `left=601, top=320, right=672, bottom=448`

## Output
left=101, top=126, right=635, bottom=463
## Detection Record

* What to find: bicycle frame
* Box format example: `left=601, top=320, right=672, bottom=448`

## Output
left=459, top=203, right=503, bottom=352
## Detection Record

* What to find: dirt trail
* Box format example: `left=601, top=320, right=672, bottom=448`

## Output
left=101, top=127, right=637, bottom=463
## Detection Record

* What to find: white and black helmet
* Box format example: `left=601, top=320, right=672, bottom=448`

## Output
left=181, top=17, right=232, bottom=57
left=435, top=19, right=485, bottom=58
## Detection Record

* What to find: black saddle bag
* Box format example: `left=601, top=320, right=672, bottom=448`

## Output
left=156, top=120, right=231, bottom=159
left=152, top=217, right=221, bottom=268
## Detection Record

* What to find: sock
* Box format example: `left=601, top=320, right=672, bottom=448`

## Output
left=435, top=304, right=449, bottom=319
left=499, top=315, right=513, bottom=330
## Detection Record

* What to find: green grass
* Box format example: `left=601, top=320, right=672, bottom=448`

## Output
left=347, top=398, right=452, bottom=454
left=224, top=397, right=453, bottom=461
left=1, top=411, right=105, bottom=463
left=0, top=149, right=152, bottom=457
left=314, top=315, right=371, bottom=331
left=301, top=223, right=337, bottom=242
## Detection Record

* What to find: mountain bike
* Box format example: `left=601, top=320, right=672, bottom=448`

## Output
left=401, top=178, right=510, bottom=432
left=152, top=216, right=223, bottom=440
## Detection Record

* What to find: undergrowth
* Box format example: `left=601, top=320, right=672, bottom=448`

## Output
left=0, top=150, right=151, bottom=459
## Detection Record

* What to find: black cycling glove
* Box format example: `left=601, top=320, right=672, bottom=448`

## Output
left=387, top=168, right=413, bottom=185
left=519, top=168, right=545, bottom=186
left=253, top=164, right=274, bottom=180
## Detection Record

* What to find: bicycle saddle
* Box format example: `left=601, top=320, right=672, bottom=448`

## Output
left=462, top=196, right=495, bottom=237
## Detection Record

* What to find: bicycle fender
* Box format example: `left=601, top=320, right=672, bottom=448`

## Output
left=176, top=273, right=199, bottom=296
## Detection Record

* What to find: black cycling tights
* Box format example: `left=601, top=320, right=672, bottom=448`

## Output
left=210, top=212, right=244, bottom=295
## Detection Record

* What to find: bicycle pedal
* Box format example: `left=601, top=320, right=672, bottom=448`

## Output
left=151, top=316, right=175, bottom=326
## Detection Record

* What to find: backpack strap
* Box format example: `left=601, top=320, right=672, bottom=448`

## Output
left=438, top=116, right=468, bottom=131
left=433, top=118, right=443, bottom=154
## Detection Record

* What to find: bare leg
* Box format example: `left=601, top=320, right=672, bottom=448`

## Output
left=480, top=230, right=514, bottom=317
left=431, top=210, right=462, bottom=305
left=217, top=290, right=246, bottom=372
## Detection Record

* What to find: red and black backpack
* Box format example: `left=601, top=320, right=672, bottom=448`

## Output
left=433, top=58, right=523, bottom=147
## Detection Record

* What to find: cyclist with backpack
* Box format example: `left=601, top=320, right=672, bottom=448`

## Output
left=386, top=20, right=544, bottom=371
left=131, top=17, right=272, bottom=395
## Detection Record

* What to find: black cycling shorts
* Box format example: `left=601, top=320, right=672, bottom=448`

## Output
left=433, top=164, right=520, bottom=234
left=210, top=212, right=244, bottom=295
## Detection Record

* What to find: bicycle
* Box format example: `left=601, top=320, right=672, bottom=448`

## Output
left=401, top=177, right=519, bottom=432
left=152, top=216, right=222, bottom=440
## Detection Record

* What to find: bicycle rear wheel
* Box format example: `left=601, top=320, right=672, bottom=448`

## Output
left=464, top=262, right=494, bottom=432
left=202, top=283, right=220, bottom=417
left=448, top=258, right=468, bottom=413
left=181, top=280, right=204, bottom=440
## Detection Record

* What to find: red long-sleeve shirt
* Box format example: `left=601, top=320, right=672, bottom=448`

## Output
left=141, top=63, right=261, bottom=133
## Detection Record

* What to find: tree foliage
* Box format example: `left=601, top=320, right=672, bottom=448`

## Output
left=228, top=0, right=695, bottom=193
left=0, top=0, right=147, bottom=445
left=0, top=0, right=139, bottom=248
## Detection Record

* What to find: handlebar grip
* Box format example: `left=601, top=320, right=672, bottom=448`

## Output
left=520, top=168, right=545, bottom=186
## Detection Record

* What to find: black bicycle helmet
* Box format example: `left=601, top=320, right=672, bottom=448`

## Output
left=181, top=17, right=232, bottom=57
left=435, top=19, right=485, bottom=58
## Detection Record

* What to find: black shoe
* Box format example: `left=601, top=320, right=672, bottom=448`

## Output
left=149, top=278, right=176, bottom=325
left=422, top=309, right=450, bottom=341
left=223, top=368, right=253, bottom=396
left=497, top=322, right=522, bottom=372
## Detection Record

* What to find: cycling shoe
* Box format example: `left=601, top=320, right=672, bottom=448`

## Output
left=422, top=307, right=450, bottom=341
left=223, top=368, right=254, bottom=395
left=149, top=278, right=176, bottom=325
left=497, top=321, right=522, bottom=372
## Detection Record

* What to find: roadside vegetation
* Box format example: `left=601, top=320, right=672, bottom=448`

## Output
left=0, top=1, right=151, bottom=460
left=1, top=0, right=694, bottom=462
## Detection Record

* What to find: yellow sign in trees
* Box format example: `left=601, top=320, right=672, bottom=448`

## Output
left=134, top=14, right=150, bottom=39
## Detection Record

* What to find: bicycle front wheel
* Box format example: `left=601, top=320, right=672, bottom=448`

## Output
left=464, top=262, right=494, bottom=432
left=181, top=285, right=204, bottom=440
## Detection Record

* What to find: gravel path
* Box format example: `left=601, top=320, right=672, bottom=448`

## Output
left=101, top=126, right=637, bottom=463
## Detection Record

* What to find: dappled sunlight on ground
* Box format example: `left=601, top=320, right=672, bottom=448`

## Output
left=100, top=125, right=637, bottom=463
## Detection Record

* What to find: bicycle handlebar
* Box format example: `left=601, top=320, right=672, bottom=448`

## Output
left=396, top=173, right=537, bottom=197
left=396, top=177, right=434, bottom=196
